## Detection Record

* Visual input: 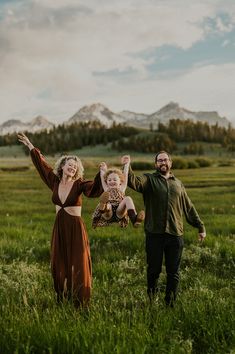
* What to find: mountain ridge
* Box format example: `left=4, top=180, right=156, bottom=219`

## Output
left=0, top=102, right=231, bottom=135
left=66, top=103, right=125, bottom=127
left=0, top=115, right=54, bottom=135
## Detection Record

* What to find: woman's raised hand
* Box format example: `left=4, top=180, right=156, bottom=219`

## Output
left=99, top=162, right=107, bottom=173
left=17, top=133, right=34, bottom=150
left=121, top=155, right=130, bottom=165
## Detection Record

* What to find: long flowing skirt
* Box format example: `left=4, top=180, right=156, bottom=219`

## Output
left=51, top=209, right=91, bottom=306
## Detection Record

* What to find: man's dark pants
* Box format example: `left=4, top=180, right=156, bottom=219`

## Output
left=145, top=232, right=184, bottom=306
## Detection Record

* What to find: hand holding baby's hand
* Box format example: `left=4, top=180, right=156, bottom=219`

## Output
left=99, top=162, right=107, bottom=172
left=121, top=155, right=130, bottom=165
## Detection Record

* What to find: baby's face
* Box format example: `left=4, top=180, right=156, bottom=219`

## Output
left=106, top=172, right=121, bottom=189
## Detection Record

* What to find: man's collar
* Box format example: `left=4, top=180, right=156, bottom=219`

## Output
left=153, top=170, right=175, bottom=180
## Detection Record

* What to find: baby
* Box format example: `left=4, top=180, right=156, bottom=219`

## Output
left=92, top=159, right=145, bottom=228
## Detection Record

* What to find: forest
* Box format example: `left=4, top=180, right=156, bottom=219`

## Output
left=1, top=119, right=235, bottom=155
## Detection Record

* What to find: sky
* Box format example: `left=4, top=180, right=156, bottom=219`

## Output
left=0, top=0, right=235, bottom=124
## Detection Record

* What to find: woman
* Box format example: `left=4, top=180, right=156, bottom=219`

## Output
left=18, top=133, right=103, bottom=307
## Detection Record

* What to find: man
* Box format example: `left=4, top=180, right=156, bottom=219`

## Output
left=122, top=151, right=206, bottom=307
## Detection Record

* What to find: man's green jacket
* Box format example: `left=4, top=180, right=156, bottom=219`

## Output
left=128, top=166, right=205, bottom=236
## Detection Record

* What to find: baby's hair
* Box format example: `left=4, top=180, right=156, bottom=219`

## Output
left=104, top=168, right=125, bottom=183
left=54, top=155, right=84, bottom=180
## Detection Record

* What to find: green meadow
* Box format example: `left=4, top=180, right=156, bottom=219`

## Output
left=0, top=148, right=234, bottom=354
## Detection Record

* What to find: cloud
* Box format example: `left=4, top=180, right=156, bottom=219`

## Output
left=0, top=0, right=235, bottom=123
left=93, top=62, right=235, bottom=120
left=222, top=39, right=230, bottom=47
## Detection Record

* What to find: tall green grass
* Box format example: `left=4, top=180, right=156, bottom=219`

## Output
left=0, top=162, right=234, bottom=353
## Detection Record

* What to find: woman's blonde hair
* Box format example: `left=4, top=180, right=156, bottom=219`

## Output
left=104, top=168, right=125, bottom=183
left=54, top=155, right=84, bottom=180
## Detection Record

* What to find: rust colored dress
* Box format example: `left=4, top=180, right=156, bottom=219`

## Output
left=30, top=148, right=102, bottom=306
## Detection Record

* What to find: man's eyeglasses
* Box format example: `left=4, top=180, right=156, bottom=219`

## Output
left=156, top=158, right=169, bottom=163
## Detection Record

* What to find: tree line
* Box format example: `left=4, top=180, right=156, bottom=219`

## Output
left=1, top=118, right=235, bottom=154
left=113, top=120, right=235, bottom=154
left=0, top=121, right=138, bottom=154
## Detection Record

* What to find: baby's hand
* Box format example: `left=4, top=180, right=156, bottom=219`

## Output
left=99, top=162, right=107, bottom=172
left=121, top=155, right=130, bottom=165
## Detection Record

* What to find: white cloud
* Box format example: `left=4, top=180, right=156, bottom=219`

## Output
left=222, top=39, right=230, bottom=47
left=216, top=17, right=233, bottom=32
left=96, top=62, right=235, bottom=122
left=0, top=0, right=235, bottom=123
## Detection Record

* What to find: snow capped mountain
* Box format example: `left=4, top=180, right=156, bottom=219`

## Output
left=118, top=110, right=148, bottom=127
left=0, top=116, right=54, bottom=135
left=65, top=102, right=230, bottom=128
left=0, top=120, right=28, bottom=135
left=144, top=102, right=230, bottom=128
left=0, top=102, right=231, bottom=135
left=28, top=116, right=54, bottom=133
left=66, top=103, right=125, bottom=127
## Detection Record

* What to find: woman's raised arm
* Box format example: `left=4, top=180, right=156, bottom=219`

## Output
left=17, top=133, right=34, bottom=151
left=18, top=133, right=57, bottom=190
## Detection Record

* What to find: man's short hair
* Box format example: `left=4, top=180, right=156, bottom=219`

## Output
left=155, top=151, right=172, bottom=163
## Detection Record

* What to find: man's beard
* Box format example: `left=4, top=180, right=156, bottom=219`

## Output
left=156, top=165, right=169, bottom=175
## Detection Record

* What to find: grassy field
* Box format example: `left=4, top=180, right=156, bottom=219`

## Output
left=0, top=150, right=235, bottom=353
